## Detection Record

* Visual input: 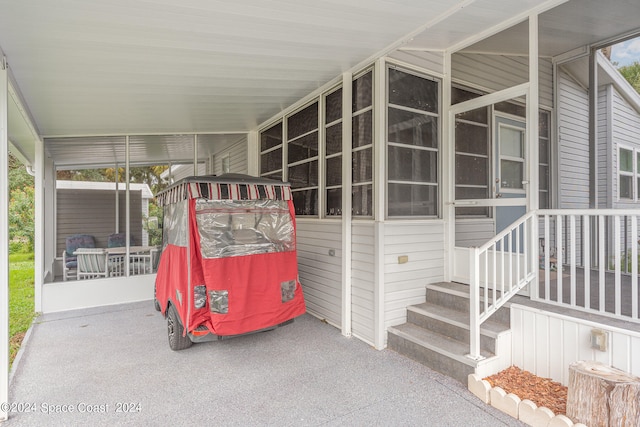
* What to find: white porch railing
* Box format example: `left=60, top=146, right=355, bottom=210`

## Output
left=467, top=208, right=640, bottom=360
left=468, top=210, right=538, bottom=360
left=536, top=209, right=640, bottom=323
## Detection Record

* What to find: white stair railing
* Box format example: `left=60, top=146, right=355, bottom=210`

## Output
left=468, top=210, right=538, bottom=360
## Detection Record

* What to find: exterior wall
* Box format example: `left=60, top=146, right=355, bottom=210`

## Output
left=296, top=220, right=343, bottom=328
left=452, top=53, right=554, bottom=108
left=212, top=139, right=248, bottom=175
left=611, top=84, right=640, bottom=208
left=511, top=304, right=640, bottom=385
left=384, top=222, right=445, bottom=332
left=386, top=50, right=444, bottom=75
left=352, top=222, right=375, bottom=344
left=455, top=219, right=494, bottom=247
left=56, top=189, right=143, bottom=259
left=598, top=85, right=611, bottom=208
left=557, top=69, right=590, bottom=209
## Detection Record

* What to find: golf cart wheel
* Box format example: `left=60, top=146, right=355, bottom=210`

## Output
left=167, top=305, right=192, bottom=351
left=153, top=285, right=161, bottom=311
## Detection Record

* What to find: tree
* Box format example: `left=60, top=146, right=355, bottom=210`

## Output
left=8, top=153, right=35, bottom=252
left=618, top=61, right=640, bottom=94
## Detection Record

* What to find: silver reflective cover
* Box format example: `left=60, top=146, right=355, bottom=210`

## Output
left=195, top=199, right=294, bottom=258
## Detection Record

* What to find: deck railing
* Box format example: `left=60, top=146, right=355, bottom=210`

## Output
left=468, top=210, right=537, bottom=360
left=536, top=209, right=640, bottom=323
left=468, top=208, right=640, bottom=360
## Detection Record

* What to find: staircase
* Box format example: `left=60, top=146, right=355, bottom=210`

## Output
left=387, top=282, right=512, bottom=384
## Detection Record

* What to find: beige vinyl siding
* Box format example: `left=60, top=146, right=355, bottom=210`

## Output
left=56, top=189, right=143, bottom=256
left=452, top=53, right=554, bottom=108
left=352, top=222, right=375, bottom=344
left=296, top=221, right=342, bottom=327
left=384, top=222, right=445, bottom=331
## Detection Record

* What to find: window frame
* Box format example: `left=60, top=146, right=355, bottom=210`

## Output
left=618, top=145, right=636, bottom=201
left=385, top=66, right=441, bottom=219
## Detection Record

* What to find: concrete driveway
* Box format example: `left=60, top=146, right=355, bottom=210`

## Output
left=5, top=301, right=523, bottom=426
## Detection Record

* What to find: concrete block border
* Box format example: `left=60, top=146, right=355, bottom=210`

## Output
left=467, top=374, right=588, bottom=427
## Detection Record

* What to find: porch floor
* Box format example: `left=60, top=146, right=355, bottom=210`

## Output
left=6, top=301, right=523, bottom=426
left=535, top=266, right=640, bottom=325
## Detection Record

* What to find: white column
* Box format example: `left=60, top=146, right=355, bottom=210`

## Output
left=1, top=54, right=10, bottom=422
left=247, top=131, right=259, bottom=176
left=442, top=50, right=454, bottom=282
left=527, top=13, right=540, bottom=211
left=125, top=136, right=130, bottom=276
left=373, top=58, right=386, bottom=349
left=193, top=134, right=199, bottom=176
left=341, top=71, right=353, bottom=338
left=34, top=138, right=44, bottom=312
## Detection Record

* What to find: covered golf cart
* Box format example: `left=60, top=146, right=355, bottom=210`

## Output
left=154, top=174, right=306, bottom=350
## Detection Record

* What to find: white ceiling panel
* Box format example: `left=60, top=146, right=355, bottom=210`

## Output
left=1, top=0, right=639, bottom=168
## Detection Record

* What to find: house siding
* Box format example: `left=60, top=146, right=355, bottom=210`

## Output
left=512, top=304, right=640, bottom=385
left=387, top=50, right=444, bottom=75
left=384, top=222, right=445, bottom=332
left=351, top=222, right=375, bottom=344
left=452, top=53, right=554, bottom=108
left=558, top=69, right=590, bottom=209
left=56, top=189, right=143, bottom=257
left=296, top=220, right=343, bottom=328
left=598, top=85, right=611, bottom=209
left=212, top=139, right=248, bottom=175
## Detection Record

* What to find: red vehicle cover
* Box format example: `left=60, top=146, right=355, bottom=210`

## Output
left=155, top=175, right=306, bottom=337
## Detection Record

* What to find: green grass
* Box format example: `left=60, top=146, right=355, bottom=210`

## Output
left=9, top=252, right=37, bottom=366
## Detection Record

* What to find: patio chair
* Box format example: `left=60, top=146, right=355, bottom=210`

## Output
left=62, top=234, right=96, bottom=281
left=75, top=248, right=109, bottom=280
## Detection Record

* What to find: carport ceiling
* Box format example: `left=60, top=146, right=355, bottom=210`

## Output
left=1, top=0, right=639, bottom=146
left=1, top=0, right=554, bottom=140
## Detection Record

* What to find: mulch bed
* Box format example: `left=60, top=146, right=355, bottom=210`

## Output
left=484, top=366, right=568, bottom=415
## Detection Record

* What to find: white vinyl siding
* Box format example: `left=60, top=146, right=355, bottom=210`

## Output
left=455, top=219, right=495, bottom=247
left=598, top=85, right=610, bottom=208
left=451, top=53, right=554, bottom=108
left=352, top=222, right=375, bottom=344
left=296, top=221, right=342, bottom=327
left=212, top=140, right=248, bottom=176
left=384, top=222, right=445, bottom=331
left=511, top=304, right=640, bottom=385
left=386, top=50, right=444, bottom=75
left=557, top=69, right=590, bottom=209
left=56, top=189, right=143, bottom=257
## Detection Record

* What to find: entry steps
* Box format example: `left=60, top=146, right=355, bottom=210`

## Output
left=387, top=282, right=512, bottom=384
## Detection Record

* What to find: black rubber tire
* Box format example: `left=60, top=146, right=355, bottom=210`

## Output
left=167, top=305, right=192, bottom=351
left=153, top=285, right=161, bottom=312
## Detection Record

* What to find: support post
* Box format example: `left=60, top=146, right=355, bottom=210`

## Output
left=125, top=136, right=130, bottom=276
left=341, top=71, right=352, bottom=339
left=0, top=54, right=9, bottom=422
left=467, top=247, right=483, bottom=360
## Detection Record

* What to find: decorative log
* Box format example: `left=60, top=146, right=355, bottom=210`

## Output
left=566, top=360, right=640, bottom=427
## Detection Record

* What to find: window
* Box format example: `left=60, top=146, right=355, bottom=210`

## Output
left=352, top=71, right=374, bottom=216
left=260, top=122, right=283, bottom=181
left=287, top=102, right=319, bottom=215
left=619, top=146, right=634, bottom=200
left=323, top=70, right=374, bottom=217
left=324, top=87, right=343, bottom=216
left=387, top=67, right=440, bottom=217
left=452, top=87, right=490, bottom=217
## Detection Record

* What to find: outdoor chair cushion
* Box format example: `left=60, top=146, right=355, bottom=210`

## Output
left=107, top=233, right=135, bottom=248
left=65, top=234, right=96, bottom=267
